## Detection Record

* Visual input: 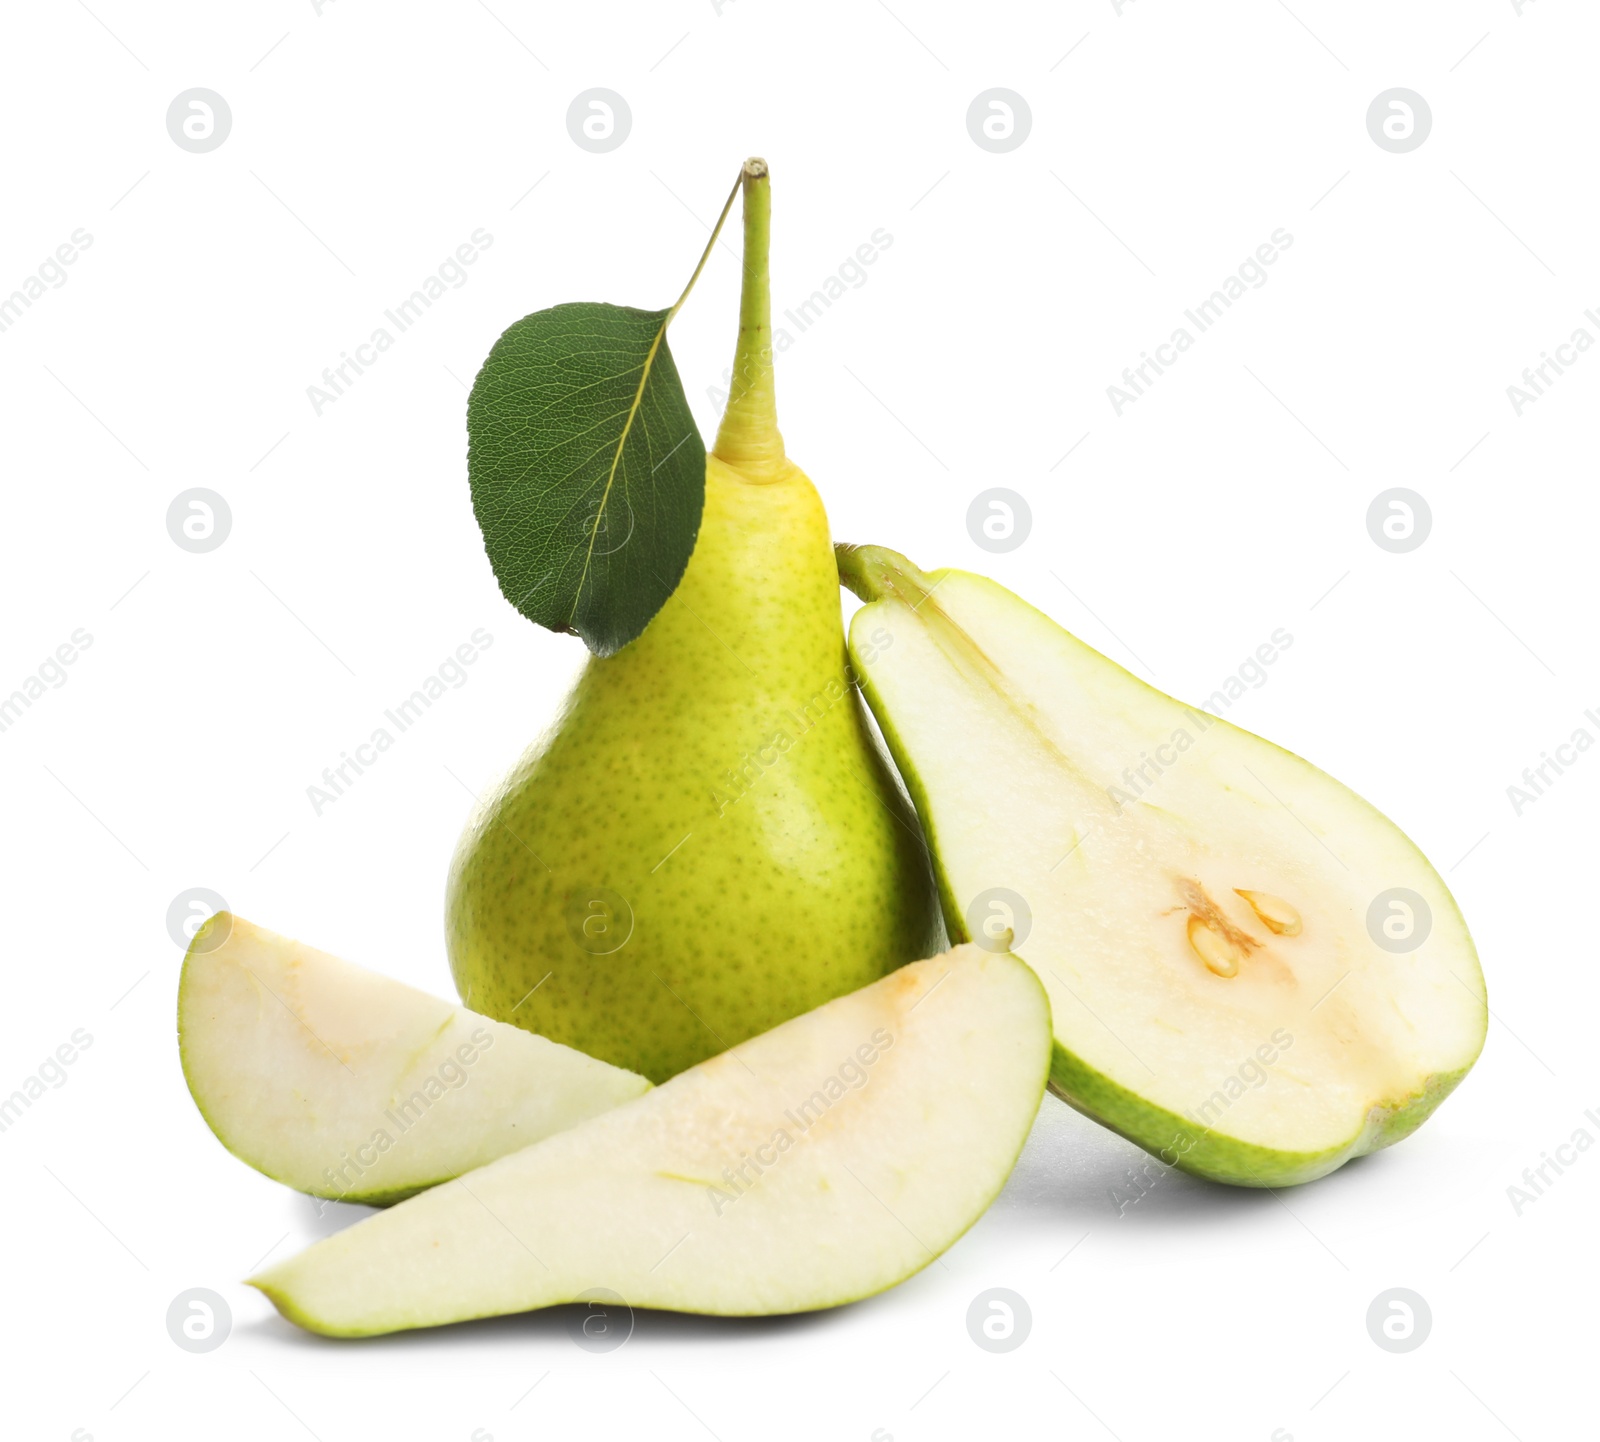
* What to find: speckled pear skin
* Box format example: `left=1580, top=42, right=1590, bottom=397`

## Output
left=446, top=451, right=942, bottom=1083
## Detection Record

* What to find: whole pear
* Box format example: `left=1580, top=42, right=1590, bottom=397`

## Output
left=446, top=162, right=941, bottom=1082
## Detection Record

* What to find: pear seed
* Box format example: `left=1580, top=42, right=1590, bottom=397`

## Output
left=1235, top=889, right=1302, bottom=936
left=1187, top=916, right=1242, bottom=978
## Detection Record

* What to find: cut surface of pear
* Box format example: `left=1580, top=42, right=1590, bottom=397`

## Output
left=251, top=945, right=1050, bottom=1337
left=447, top=162, right=939, bottom=1082
left=838, top=546, right=1487, bottom=1187
left=179, top=914, right=650, bottom=1204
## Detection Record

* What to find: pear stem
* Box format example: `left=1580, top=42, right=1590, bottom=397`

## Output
left=713, top=158, right=785, bottom=477
left=835, top=544, right=937, bottom=608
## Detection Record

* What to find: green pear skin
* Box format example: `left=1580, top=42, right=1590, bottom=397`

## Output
left=447, top=165, right=941, bottom=1081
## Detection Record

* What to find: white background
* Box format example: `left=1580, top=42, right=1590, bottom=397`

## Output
left=1, top=1, right=1593, bottom=1438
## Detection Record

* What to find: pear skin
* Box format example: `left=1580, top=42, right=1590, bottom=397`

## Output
left=447, top=164, right=941, bottom=1081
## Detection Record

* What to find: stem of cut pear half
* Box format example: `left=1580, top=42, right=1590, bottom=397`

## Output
left=713, top=157, right=786, bottom=480
left=835, top=542, right=938, bottom=608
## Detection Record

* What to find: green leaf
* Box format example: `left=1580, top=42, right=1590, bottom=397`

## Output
left=467, top=301, right=706, bottom=656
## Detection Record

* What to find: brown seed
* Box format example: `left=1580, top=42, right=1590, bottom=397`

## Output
left=1236, top=889, right=1303, bottom=936
left=1187, top=915, right=1243, bottom=978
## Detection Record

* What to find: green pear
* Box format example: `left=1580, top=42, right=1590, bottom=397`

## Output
left=447, top=165, right=940, bottom=1082
left=179, top=914, right=649, bottom=1203
left=837, top=545, right=1487, bottom=1187
left=251, top=945, right=1050, bottom=1337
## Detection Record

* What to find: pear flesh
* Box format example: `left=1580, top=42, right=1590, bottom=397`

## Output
left=840, top=548, right=1487, bottom=1187
left=251, top=945, right=1050, bottom=1336
left=178, top=915, right=650, bottom=1204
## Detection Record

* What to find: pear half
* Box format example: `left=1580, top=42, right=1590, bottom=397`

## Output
left=838, top=546, right=1487, bottom=1188
left=250, top=945, right=1050, bottom=1336
left=179, top=915, right=650, bottom=1203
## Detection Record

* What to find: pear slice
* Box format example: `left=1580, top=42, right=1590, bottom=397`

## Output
left=250, top=946, right=1050, bottom=1336
left=838, top=546, right=1487, bottom=1188
left=179, top=914, right=650, bottom=1203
